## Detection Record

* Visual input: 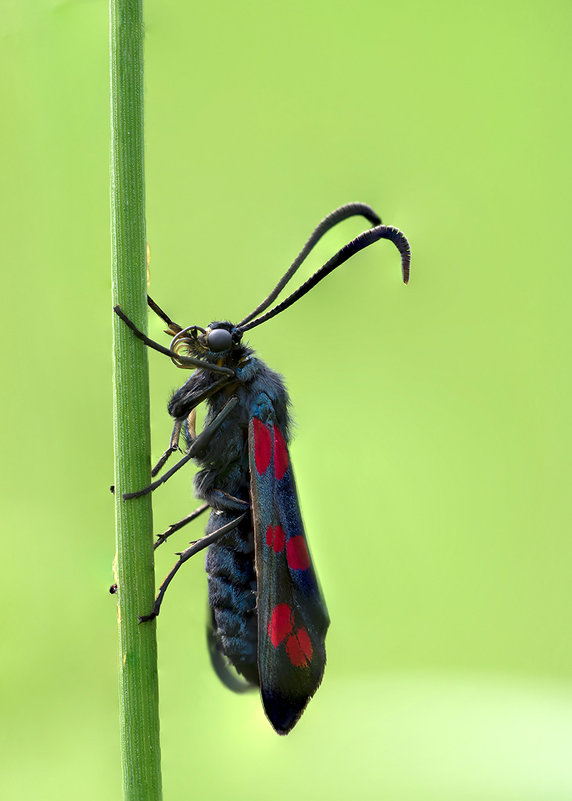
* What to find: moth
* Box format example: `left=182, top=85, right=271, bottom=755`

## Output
left=114, top=202, right=411, bottom=734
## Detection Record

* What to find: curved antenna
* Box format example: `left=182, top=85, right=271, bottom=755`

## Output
left=237, top=225, right=410, bottom=334
left=237, top=202, right=382, bottom=327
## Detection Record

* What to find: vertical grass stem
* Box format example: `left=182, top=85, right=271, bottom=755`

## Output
left=110, top=1, right=162, bottom=798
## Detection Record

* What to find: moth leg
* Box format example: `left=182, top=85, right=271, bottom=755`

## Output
left=111, top=416, right=185, bottom=493
left=111, top=417, right=185, bottom=494
left=151, top=418, right=184, bottom=477
left=154, top=502, right=209, bottom=549
left=139, top=511, right=248, bottom=622
left=152, top=373, right=239, bottom=478
left=200, top=488, right=250, bottom=513
left=147, top=294, right=182, bottom=334
left=113, top=305, right=235, bottom=376
left=123, top=396, right=239, bottom=500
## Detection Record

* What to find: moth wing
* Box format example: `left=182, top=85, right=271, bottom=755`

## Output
left=249, top=397, right=329, bottom=734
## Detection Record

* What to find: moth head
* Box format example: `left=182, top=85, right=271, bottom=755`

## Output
left=204, top=322, right=242, bottom=353
left=170, top=321, right=243, bottom=366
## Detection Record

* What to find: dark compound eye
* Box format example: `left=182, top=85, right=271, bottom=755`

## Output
left=207, top=328, right=233, bottom=352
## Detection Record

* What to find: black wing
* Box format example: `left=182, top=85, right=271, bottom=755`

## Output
left=248, top=392, right=329, bottom=734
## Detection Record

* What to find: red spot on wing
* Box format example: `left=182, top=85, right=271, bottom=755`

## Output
left=268, top=603, right=294, bottom=646
left=273, top=426, right=289, bottom=480
left=286, top=627, right=313, bottom=667
left=274, top=525, right=286, bottom=551
left=265, top=525, right=273, bottom=547
left=286, top=535, right=310, bottom=571
left=265, top=524, right=286, bottom=553
left=269, top=605, right=314, bottom=667
left=253, top=417, right=272, bottom=475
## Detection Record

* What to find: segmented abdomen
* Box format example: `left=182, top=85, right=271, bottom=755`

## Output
left=205, top=511, right=259, bottom=685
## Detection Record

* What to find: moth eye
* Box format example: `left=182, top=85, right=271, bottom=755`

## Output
left=207, top=328, right=233, bottom=352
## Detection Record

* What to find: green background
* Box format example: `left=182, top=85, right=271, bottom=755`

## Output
left=2, top=1, right=571, bottom=799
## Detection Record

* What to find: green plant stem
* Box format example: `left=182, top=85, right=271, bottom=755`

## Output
left=110, top=1, right=162, bottom=799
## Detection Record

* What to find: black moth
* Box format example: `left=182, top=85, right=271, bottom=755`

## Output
left=114, top=202, right=411, bottom=734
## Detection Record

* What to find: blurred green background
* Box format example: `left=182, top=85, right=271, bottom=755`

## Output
left=1, top=1, right=571, bottom=799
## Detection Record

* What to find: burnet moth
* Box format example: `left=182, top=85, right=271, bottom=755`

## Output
left=114, top=202, right=411, bottom=734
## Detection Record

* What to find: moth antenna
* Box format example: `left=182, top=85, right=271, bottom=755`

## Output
left=238, top=202, right=382, bottom=327
left=237, top=224, right=411, bottom=333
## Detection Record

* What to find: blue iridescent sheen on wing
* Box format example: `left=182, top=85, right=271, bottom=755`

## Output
left=249, top=393, right=329, bottom=734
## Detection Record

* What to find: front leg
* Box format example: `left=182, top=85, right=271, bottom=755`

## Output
left=114, top=305, right=235, bottom=377
left=151, top=372, right=237, bottom=477
left=123, top=395, right=240, bottom=500
left=147, top=294, right=182, bottom=335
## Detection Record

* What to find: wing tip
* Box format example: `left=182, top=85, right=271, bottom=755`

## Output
left=262, top=689, right=307, bottom=735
